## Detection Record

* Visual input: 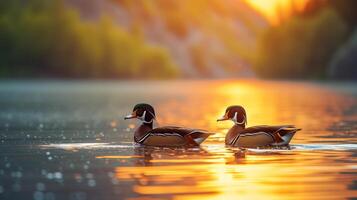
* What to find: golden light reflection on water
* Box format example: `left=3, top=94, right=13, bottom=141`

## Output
left=99, top=80, right=356, bottom=199
left=103, top=146, right=356, bottom=200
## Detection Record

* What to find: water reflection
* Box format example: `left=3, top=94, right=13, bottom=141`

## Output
left=95, top=145, right=356, bottom=200
left=0, top=80, right=356, bottom=200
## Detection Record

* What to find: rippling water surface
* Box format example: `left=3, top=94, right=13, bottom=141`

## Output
left=0, top=80, right=356, bottom=200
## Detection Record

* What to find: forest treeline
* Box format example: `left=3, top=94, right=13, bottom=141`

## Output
left=0, top=0, right=356, bottom=80
left=0, top=1, right=178, bottom=79
left=254, top=0, right=357, bottom=80
left=0, top=0, right=267, bottom=79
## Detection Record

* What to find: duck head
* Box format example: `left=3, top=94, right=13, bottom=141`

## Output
left=124, top=103, right=156, bottom=124
left=217, top=105, right=247, bottom=128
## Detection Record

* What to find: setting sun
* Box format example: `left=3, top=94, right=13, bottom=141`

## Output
left=246, top=0, right=309, bottom=24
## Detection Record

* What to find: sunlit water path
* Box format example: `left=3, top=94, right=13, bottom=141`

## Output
left=0, top=80, right=356, bottom=200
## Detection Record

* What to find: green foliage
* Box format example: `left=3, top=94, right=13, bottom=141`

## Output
left=116, top=0, right=260, bottom=63
left=0, top=0, right=178, bottom=78
left=254, top=8, right=349, bottom=79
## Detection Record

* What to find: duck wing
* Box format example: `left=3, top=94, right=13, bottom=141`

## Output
left=239, top=125, right=300, bottom=143
left=146, top=126, right=214, bottom=145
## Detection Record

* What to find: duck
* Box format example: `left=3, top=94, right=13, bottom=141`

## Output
left=124, top=103, right=213, bottom=147
left=217, top=105, right=301, bottom=148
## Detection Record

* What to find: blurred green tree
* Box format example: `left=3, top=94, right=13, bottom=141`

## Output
left=0, top=0, right=178, bottom=79
left=254, top=8, right=348, bottom=79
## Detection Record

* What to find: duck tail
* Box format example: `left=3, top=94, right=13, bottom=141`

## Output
left=189, top=131, right=215, bottom=145
left=273, top=133, right=285, bottom=143
left=277, top=127, right=301, bottom=138
left=283, top=127, right=302, bottom=132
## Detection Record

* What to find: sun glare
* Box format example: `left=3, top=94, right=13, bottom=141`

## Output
left=246, top=0, right=309, bottom=25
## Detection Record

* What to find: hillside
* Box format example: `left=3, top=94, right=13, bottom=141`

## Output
left=0, top=0, right=267, bottom=79
left=66, top=0, right=268, bottom=78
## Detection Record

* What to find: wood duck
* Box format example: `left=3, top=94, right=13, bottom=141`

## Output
left=217, top=105, right=301, bottom=148
left=124, top=103, right=213, bottom=147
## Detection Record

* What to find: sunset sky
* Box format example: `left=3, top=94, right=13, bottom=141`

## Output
left=246, top=0, right=309, bottom=24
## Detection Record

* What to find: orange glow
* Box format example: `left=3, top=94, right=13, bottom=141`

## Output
left=110, top=120, right=117, bottom=128
left=94, top=80, right=356, bottom=200
left=112, top=149, right=355, bottom=200
left=246, top=0, right=309, bottom=25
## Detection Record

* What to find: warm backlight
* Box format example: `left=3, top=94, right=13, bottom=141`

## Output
left=246, top=0, right=309, bottom=24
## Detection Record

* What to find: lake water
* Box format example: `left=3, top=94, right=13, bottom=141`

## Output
left=0, top=80, right=356, bottom=200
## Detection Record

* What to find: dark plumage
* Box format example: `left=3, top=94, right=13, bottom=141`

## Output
left=218, top=105, right=301, bottom=148
left=125, top=104, right=213, bottom=147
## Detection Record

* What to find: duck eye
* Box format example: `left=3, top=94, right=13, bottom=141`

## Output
left=136, top=109, right=144, bottom=116
left=228, top=112, right=232, bottom=117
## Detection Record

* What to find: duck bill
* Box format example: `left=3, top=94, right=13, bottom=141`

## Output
left=124, top=114, right=136, bottom=120
left=217, top=116, right=229, bottom=122
left=124, top=112, right=137, bottom=120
